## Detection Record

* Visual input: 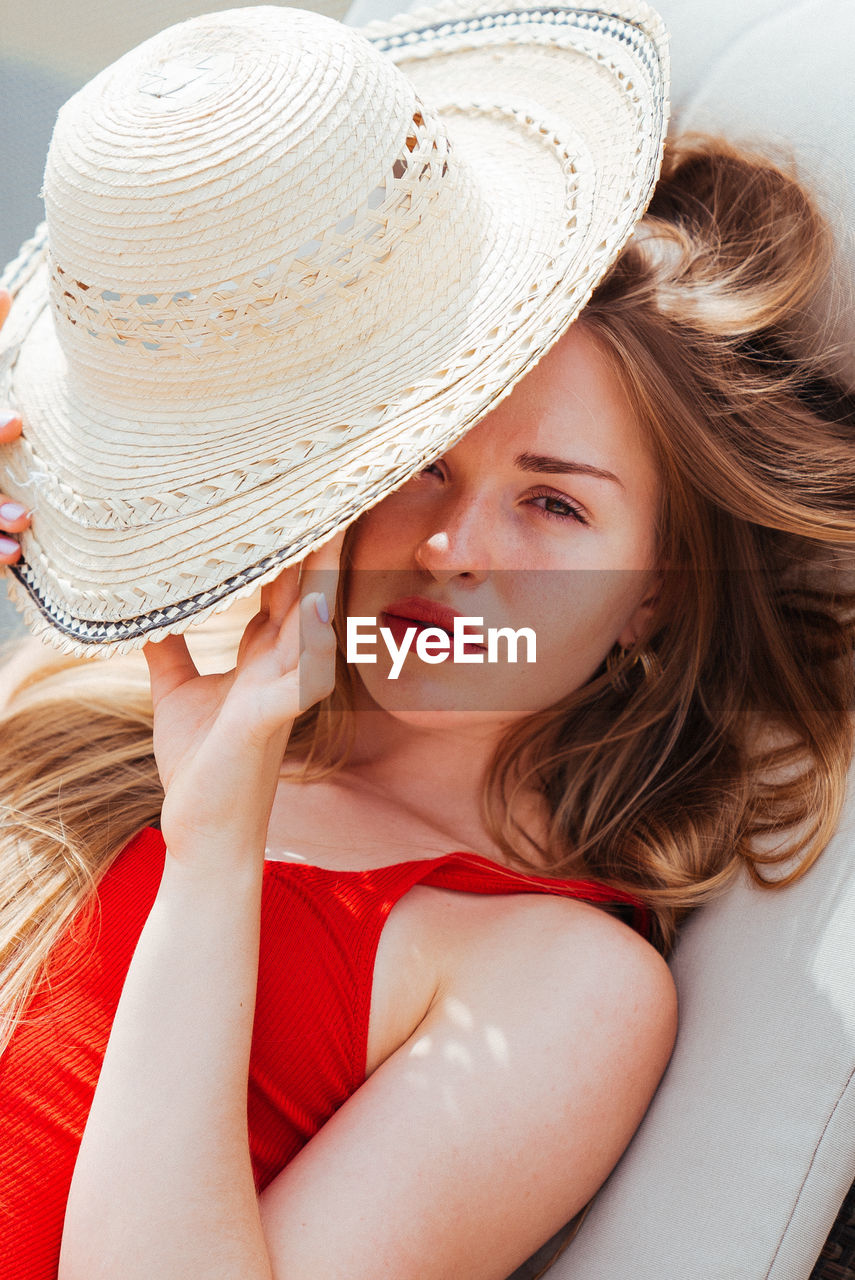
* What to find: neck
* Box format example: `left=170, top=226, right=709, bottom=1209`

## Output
left=334, top=680, right=548, bottom=864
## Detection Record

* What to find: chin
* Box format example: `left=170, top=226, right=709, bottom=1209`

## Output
left=388, top=704, right=523, bottom=728
left=353, top=670, right=545, bottom=729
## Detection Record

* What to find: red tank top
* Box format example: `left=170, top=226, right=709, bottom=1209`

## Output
left=0, top=826, right=649, bottom=1279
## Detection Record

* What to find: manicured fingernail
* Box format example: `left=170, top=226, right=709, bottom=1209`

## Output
left=0, top=502, right=27, bottom=521
left=315, top=593, right=329, bottom=624
left=0, top=536, right=19, bottom=554
left=0, top=411, right=20, bottom=429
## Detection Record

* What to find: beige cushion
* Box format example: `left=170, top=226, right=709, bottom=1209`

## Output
left=547, top=758, right=855, bottom=1278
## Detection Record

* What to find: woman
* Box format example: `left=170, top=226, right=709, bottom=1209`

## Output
left=0, top=3, right=853, bottom=1278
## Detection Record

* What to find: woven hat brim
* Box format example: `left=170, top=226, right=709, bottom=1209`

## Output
left=0, top=0, right=670, bottom=656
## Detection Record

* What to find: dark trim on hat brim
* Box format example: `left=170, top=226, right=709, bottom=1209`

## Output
left=7, top=518, right=343, bottom=645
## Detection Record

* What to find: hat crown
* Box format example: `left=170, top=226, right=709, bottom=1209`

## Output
left=135, top=48, right=236, bottom=109
left=42, top=5, right=457, bottom=396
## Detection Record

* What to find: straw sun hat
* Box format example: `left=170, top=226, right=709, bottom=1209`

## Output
left=0, top=0, right=669, bottom=656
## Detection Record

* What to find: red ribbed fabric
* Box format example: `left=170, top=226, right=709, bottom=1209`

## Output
left=0, top=826, right=649, bottom=1278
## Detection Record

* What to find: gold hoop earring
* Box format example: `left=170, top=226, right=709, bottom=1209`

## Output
left=606, top=644, right=661, bottom=693
left=636, top=647, right=663, bottom=682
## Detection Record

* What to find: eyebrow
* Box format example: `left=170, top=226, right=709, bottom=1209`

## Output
left=514, top=451, right=625, bottom=489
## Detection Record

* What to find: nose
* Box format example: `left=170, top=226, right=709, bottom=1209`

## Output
left=413, top=499, right=492, bottom=585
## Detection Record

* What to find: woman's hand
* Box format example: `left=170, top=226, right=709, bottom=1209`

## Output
left=0, top=289, right=31, bottom=564
left=143, top=531, right=343, bottom=872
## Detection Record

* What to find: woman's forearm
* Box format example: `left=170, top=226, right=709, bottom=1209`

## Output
left=57, top=577, right=338, bottom=1278
left=59, top=852, right=273, bottom=1280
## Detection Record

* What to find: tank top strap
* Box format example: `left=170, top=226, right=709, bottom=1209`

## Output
left=410, top=851, right=652, bottom=940
left=118, top=831, right=651, bottom=940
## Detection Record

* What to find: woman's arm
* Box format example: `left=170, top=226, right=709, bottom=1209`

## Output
left=60, top=850, right=272, bottom=1279
left=58, top=546, right=341, bottom=1280
left=257, top=893, right=677, bottom=1279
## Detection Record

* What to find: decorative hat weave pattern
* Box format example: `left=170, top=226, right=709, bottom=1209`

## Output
left=0, top=1, right=670, bottom=655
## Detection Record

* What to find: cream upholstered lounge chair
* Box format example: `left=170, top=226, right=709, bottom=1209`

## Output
left=344, top=2, right=855, bottom=1276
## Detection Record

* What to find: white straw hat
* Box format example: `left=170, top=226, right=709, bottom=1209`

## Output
left=0, top=0, right=669, bottom=656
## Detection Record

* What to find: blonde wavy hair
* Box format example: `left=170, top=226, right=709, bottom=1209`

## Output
left=1, top=134, right=854, bottom=1051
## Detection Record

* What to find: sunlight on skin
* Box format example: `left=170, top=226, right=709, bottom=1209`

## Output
left=440, top=1081, right=464, bottom=1121
left=343, top=324, right=662, bottom=728
left=442, top=1042, right=473, bottom=1070
left=406, top=999, right=512, bottom=1098
left=484, top=1025, right=510, bottom=1065
left=445, top=996, right=474, bottom=1030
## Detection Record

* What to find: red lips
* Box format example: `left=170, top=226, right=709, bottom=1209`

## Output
left=382, top=595, right=462, bottom=634
left=379, top=595, right=486, bottom=650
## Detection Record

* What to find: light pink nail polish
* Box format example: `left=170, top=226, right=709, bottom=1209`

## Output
left=0, top=502, right=27, bottom=521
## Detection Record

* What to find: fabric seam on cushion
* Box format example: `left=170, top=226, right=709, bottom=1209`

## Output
left=764, top=1060, right=855, bottom=1278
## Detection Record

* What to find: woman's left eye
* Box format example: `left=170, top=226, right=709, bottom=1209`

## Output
left=527, top=488, right=590, bottom=526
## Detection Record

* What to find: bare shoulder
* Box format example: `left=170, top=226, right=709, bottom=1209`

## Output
left=432, top=886, right=678, bottom=1092
left=438, top=885, right=674, bottom=1006
left=369, top=881, right=677, bottom=1115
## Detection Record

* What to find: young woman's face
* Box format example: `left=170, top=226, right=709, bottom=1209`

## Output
left=343, top=322, right=662, bottom=722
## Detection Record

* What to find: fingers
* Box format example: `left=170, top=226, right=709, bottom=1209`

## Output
left=0, top=497, right=29, bottom=531
left=235, top=603, right=279, bottom=668
left=0, top=536, right=22, bottom=563
left=0, top=411, right=23, bottom=445
left=294, top=591, right=337, bottom=711
left=0, top=294, right=25, bottom=449
left=258, top=528, right=346, bottom=630
left=143, top=633, right=201, bottom=704
left=0, top=493, right=29, bottom=564
left=0, top=295, right=47, bottom=561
